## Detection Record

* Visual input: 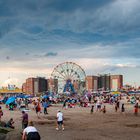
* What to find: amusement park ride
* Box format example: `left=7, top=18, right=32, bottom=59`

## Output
left=51, top=62, right=86, bottom=94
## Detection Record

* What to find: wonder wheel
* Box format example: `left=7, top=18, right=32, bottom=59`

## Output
left=51, top=62, right=86, bottom=94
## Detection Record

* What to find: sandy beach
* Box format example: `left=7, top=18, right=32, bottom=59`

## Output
left=0, top=101, right=140, bottom=140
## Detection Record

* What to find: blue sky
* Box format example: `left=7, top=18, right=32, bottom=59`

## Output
left=0, top=0, right=140, bottom=87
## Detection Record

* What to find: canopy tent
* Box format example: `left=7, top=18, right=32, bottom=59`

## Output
left=5, top=97, right=16, bottom=105
left=16, top=94, right=25, bottom=98
left=128, top=91, right=140, bottom=95
left=111, top=91, right=121, bottom=95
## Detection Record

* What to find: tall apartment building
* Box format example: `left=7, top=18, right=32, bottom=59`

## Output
left=86, top=76, right=98, bottom=91
left=98, top=74, right=110, bottom=91
left=26, top=78, right=35, bottom=94
left=110, top=75, right=123, bottom=91
left=34, top=77, right=48, bottom=96
left=22, top=77, right=48, bottom=95
left=86, top=74, right=123, bottom=91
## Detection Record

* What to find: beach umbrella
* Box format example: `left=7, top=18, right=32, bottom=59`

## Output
left=25, top=95, right=33, bottom=98
left=5, top=97, right=16, bottom=105
left=42, top=95, right=49, bottom=99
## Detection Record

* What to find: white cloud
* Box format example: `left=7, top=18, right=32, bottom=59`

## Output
left=116, top=63, right=137, bottom=68
left=0, top=0, right=140, bottom=87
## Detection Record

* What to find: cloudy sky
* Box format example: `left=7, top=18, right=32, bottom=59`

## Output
left=0, top=0, right=140, bottom=87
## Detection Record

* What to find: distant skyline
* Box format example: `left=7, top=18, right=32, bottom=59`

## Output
left=0, top=0, right=140, bottom=87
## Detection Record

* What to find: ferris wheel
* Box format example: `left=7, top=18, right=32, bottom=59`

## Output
left=51, top=62, right=86, bottom=94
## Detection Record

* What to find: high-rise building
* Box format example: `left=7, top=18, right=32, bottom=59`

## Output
left=86, top=76, right=98, bottom=92
left=34, top=77, right=48, bottom=96
left=98, top=74, right=110, bottom=91
left=110, top=75, right=123, bottom=91
left=22, top=77, right=59, bottom=95
left=86, top=74, right=123, bottom=91
left=23, top=77, right=48, bottom=95
left=26, top=78, right=35, bottom=94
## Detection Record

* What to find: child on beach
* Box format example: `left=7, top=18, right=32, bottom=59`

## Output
left=121, top=103, right=125, bottom=113
left=102, top=105, right=106, bottom=114
left=115, top=102, right=118, bottom=112
left=90, top=105, right=94, bottom=114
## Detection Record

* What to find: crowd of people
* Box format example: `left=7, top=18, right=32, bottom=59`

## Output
left=0, top=92, right=139, bottom=139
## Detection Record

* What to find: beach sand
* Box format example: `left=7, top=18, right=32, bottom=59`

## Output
left=1, top=103, right=140, bottom=140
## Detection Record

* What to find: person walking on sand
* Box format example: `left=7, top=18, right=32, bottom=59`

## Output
left=134, top=102, right=139, bottom=115
left=96, top=100, right=101, bottom=112
left=117, top=100, right=120, bottom=109
left=56, top=110, right=64, bottom=131
left=62, top=99, right=67, bottom=109
left=115, top=101, right=118, bottom=112
left=42, top=99, right=48, bottom=115
left=22, top=111, right=28, bottom=129
left=35, top=101, right=41, bottom=118
left=90, top=105, right=94, bottom=114
left=115, top=100, right=120, bottom=112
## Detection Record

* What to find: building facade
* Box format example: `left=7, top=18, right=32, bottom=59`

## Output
left=86, top=74, right=123, bottom=91
left=98, top=74, right=110, bottom=91
left=86, top=76, right=98, bottom=92
left=26, top=78, right=35, bottom=94
left=34, top=77, right=48, bottom=96
left=22, top=77, right=49, bottom=95
left=110, top=75, right=123, bottom=91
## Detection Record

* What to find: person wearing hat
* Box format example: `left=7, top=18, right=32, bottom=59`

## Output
left=56, top=110, right=64, bottom=131
left=22, top=121, right=41, bottom=140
